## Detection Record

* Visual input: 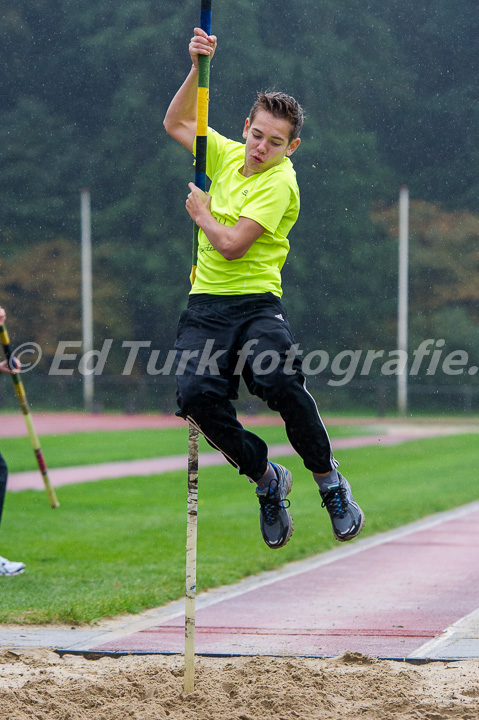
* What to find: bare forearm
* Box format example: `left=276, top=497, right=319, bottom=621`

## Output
left=186, top=186, right=264, bottom=261
left=196, top=212, right=243, bottom=261
left=193, top=206, right=264, bottom=261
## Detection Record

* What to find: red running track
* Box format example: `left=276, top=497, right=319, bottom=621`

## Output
left=84, top=504, right=479, bottom=659
left=0, top=412, right=282, bottom=438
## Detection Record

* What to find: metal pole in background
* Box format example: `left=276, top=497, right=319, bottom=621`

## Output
left=397, top=185, right=409, bottom=416
left=185, top=0, right=212, bottom=696
left=81, top=188, right=94, bottom=413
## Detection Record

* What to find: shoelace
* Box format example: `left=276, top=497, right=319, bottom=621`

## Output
left=321, top=484, right=346, bottom=518
left=258, top=490, right=290, bottom=524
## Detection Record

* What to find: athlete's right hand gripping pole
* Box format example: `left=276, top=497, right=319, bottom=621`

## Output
left=185, top=0, right=212, bottom=696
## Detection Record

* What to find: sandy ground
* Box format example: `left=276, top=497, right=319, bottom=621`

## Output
left=1, top=649, right=479, bottom=720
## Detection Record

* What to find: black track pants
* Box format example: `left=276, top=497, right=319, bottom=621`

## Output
left=174, top=294, right=336, bottom=481
left=0, top=452, right=7, bottom=528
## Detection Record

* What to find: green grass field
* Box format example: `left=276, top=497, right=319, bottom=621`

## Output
left=1, top=429, right=478, bottom=625
left=1, top=423, right=366, bottom=473
left=1, top=427, right=211, bottom=473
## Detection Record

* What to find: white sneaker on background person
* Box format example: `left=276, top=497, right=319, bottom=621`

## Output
left=0, top=555, right=25, bottom=576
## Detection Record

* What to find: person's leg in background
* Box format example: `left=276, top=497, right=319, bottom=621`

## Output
left=0, top=452, right=25, bottom=576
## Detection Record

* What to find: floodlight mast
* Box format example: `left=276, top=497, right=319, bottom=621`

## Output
left=397, top=185, right=409, bottom=416
left=81, top=188, right=94, bottom=413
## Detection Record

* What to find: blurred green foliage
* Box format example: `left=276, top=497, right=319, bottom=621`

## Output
left=0, top=0, right=478, bottom=380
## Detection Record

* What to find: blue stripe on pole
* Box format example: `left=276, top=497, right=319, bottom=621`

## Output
left=195, top=171, right=207, bottom=192
left=200, top=8, right=212, bottom=34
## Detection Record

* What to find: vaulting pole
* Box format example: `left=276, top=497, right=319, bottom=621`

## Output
left=190, top=0, right=212, bottom=284
left=184, top=0, right=212, bottom=696
left=0, top=322, right=60, bottom=509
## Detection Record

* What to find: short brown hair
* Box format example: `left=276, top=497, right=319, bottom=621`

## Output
left=249, top=91, right=304, bottom=141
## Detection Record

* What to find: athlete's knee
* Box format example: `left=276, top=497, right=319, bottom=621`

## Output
left=176, top=382, right=217, bottom=424
left=176, top=385, right=202, bottom=419
left=257, top=367, right=304, bottom=402
left=176, top=370, right=232, bottom=416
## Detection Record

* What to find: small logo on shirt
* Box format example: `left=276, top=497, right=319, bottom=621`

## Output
left=274, top=313, right=284, bottom=321
left=242, top=189, right=249, bottom=197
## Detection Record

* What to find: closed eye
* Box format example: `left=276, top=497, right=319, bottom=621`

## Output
left=252, top=132, right=281, bottom=147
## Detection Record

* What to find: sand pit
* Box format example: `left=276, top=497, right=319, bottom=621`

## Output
left=1, top=648, right=478, bottom=719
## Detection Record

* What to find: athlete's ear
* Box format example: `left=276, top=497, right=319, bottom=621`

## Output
left=242, top=117, right=250, bottom=139
left=286, top=138, right=301, bottom=156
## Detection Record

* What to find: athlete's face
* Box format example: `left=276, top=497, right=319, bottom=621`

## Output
left=241, top=110, right=301, bottom=177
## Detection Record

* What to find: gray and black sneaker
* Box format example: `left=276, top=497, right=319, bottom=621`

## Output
left=256, top=463, right=293, bottom=549
left=319, top=472, right=365, bottom=542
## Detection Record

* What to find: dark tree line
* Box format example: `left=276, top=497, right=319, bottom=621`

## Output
left=0, top=0, right=478, bottom=377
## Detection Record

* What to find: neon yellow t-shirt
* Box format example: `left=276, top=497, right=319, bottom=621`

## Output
left=191, top=128, right=300, bottom=296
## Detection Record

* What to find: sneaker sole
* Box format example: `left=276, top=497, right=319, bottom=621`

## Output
left=267, top=510, right=294, bottom=549
left=0, top=567, right=25, bottom=577
left=333, top=509, right=365, bottom=542
left=275, top=467, right=294, bottom=548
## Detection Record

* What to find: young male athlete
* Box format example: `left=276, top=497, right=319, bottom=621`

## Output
left=0, top=306, right=26, bottom=576
left=163, top=28, right=364, bottom=549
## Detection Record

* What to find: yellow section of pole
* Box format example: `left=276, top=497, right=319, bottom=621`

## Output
left=196, top=86, right=209, bottom=136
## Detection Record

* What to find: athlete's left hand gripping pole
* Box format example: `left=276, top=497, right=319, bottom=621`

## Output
left=185, top=0, right=212, bottom=696
left=0, top=321, right=60, bottom=509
